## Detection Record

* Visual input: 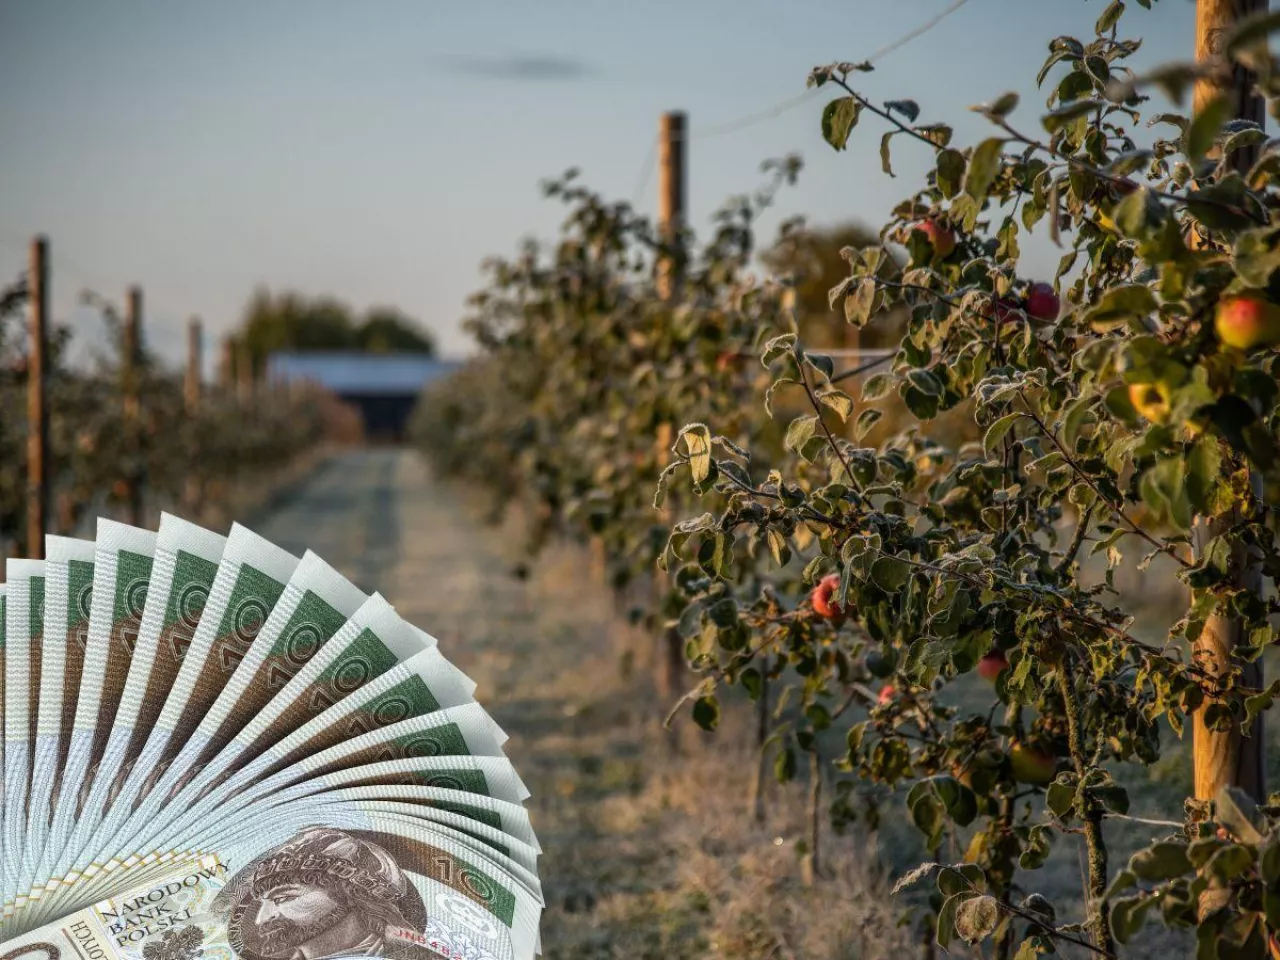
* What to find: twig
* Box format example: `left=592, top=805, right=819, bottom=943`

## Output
left=830, top=351, right=895, bottom=385
left=796, top=350, right=860, bottom=488
left=1017, top=389, right=1191, bottom=570
left=1054, top=503, right=1098, bottom=579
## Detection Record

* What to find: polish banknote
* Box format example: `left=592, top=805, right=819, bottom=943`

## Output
left=0, top=512, right=540, bottom=959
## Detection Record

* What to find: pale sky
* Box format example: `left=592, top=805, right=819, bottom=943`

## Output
left=0, top=0, right=1199, bottom=372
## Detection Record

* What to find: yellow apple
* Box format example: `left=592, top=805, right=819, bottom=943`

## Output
left=1128, top=382, right=1172, bottom=424
left=1009, top=742, right=1057, bottom=786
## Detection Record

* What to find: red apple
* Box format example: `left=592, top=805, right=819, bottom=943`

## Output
left=983, top=297, right=1023, bottom=325
left=810, top=573, right=848, bottom=622
left=877, top=684, right=897, bottom=706
left=912, top=220, right=957, bottom=259
left=977, top=651, right=1009, bottom=682
left=1216, top=292, right=1280, bottom=351
left=1009, top=742, right=1057, bottom=786
left=1025, top=283, right=1060, bottom=323
left=715, top=351, right=740, bottom=372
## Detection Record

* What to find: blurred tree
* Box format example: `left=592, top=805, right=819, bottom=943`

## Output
left=358, top=306, right=436, bottom=354
left=760, top=221, right=903, bottom=350
left=233, top=287, right=434, bottom=372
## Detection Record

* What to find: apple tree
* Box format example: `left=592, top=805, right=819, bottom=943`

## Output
left=658, top=3, right=1280, bottom=957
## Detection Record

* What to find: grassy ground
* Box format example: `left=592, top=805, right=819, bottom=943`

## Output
left=255, top=449, right=1257, bottom=959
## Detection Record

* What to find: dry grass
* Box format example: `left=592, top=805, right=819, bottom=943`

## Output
left=425, top=485, right=919, bottom=959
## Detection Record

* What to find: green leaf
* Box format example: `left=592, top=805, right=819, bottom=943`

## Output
left=1096, top=0, right=1125, bottom=35
left=861, top=372, right=895, bottom=402
left=1148, top=455, right=1193, bottom=531
left=977, top=91, right=1019, bottom=119
left=871, top=555, right=912, bottom=592
left=692, top=695, right=720, bottom=731
left=853, top=408, right=882, bottom=441
left=805, top=351, right=835, bottom=379
left=1128, top=841, right=1193, bottom=882
left=822, top=97, right=862, bottom=151
left=818, top=387, right=854, bottom=422
left=679, top=423, right=713, bottom=484
left=1185, top=435, right=1223, bottom=515
left=936, top=149, right=966, bottom=199
left=1084, top=283, right=1158, bottom=332
left=1114, top=186, right=1167, bottom=239
left=906, top=368, right=943, bottom=397
left=938, top=864, right=985, bottom=897
left=1110, top=895, right=1155, bottom=945
left=965, top=138, right=1005, bottom=199
left=775, top=745, right=797, bottom=783
left=762, top=333, right=798, bottom=365
left=1046, top=779, right=1076, bottom=818
left=1186, top=95, right=1233, bottom=162
left=1206, top=844, right=1256, bottom=883
left=917, top=123, right=953, bottom=147
left=880, top=130, right=898, bottom=177
left=983, top=412, right=1021, bottom=456
left=1093, top=783, right=1130, bottom=815
left=784, top=415, right=819, bottom=454
left=765, top=526, right=791, bottom=567
left=1217, top=786, right=1266, bottom=846
left=845, top=278, right=876, bottom=326
left=1062, top=395, right=1095, bottom=449
left=1042, top=99, right=1099, bottom=134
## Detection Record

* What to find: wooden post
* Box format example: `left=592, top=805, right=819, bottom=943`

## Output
left=656, top=111, right=687, bottom=300
left=122, top=286, right=144, bottom=527
left=1192, top=0, right=1268, bottom=804
left=26, top=236, right=50, bottom=559
left=183, top=317, right=203, bottom=514
left=1197, top=0, right=1268, bottom=171
left=654, top=111, right=688, bottom=708
left=218, top=338, right=234, bottom=391
left=185, top=317, right=202, bottom=414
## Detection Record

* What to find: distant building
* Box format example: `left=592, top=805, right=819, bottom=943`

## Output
left=266, top=351, right=462, bottom=441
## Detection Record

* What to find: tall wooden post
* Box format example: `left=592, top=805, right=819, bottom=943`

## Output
left=218, top=338, right=234, bottom=391
left=656, top=111, right=687, bottom=300
left=654, top=111, right=688, bottom=705
left=183, top=317, right=203, bottom=514
left=185, top=317, right=202, bottom=414
left=26, top=236, right=50, bottom=559
left=1192, top=0, right=1268, bottom=804
left=122, top=286, right=144, bottom=527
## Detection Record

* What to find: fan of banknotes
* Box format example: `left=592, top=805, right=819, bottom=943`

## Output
left=0, top=515, right=541, bottom=960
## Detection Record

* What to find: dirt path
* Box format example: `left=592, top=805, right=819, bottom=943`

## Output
left=253, top=448, right=912, bottom=959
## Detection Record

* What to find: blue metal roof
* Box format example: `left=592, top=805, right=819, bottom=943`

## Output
left=266, top=351, right=463, bottom=396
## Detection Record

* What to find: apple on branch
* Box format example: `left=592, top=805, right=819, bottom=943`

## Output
left=810, top=573, right=849, bottom=624
left=911, top=219, right=957, bottom=260
left=1008, top=741, right=1057, bottom=786
left=977, top=650, right=1009, bottom=682
left=1216, top=291, right=1280, bottom=351
left=1025, top=283, right=1060, bottom=323
left=1128, top=382, right=1172, bottom=424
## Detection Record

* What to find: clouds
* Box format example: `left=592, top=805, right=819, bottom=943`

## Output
left=436, top=53, right=594, bottom=81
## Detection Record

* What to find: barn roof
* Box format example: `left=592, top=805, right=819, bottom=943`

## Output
left=266, top=351, right=463, bottom=396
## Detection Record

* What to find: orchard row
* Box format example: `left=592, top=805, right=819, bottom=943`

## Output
left=418, top=4, right=1280, bottom=956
